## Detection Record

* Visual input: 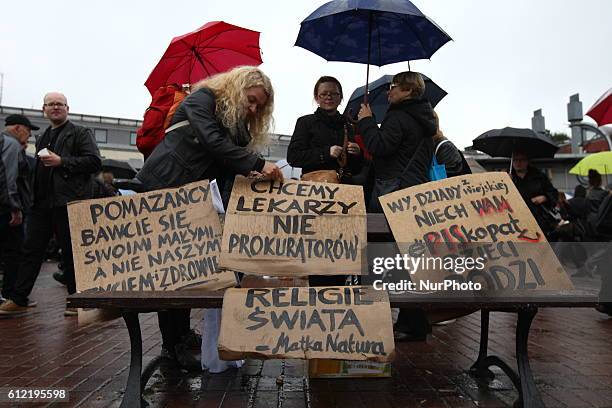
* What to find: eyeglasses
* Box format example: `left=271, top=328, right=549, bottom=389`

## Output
left=43, top=102, right=67, bottom=108
left=318, top=92, right=341, bottom=99
left=388, top=83, right=400, bottom=91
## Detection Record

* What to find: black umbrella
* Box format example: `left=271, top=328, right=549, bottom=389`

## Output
left=101, top=158, right=137, bottom=179
left=472, top=127, right=559, bottom=159
left=343, top=73, right=447, bottom=122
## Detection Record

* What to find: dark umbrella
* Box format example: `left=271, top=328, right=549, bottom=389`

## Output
left=343, top=73, right=447, bottom=122
left=101, top=159, right=137, bottom=179
left=145, top=21, right=263, bottom=95
left=472, top=127, right=559, bottom=159
left=295, top=0, right=451, bottom=99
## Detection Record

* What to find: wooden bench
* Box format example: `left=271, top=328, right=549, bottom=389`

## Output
left=67, top=214, right=600, bottom=408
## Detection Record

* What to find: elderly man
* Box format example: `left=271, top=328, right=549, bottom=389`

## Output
left=0, top=93, right=101, bottom=316
left=0, top=115, right=38, bottom=304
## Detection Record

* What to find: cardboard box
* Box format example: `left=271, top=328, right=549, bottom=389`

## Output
left=308, top=359, right=391, bottom=378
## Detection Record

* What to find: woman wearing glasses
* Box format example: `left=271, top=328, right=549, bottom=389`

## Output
left=357, top=71, right=437, bottom=213
left=358, top=71, right=437, bottom=342
left=287, top=76, right=362, bottom=287
left=287, top=76, right=363, bottom=183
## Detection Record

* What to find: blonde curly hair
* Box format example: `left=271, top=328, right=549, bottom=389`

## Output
left=192, top=66, right=274, bottom=150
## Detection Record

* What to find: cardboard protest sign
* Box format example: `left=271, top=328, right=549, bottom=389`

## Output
left=218, top=286, right=394, bottom=361
left=378, top=172, right=573, bottom=291
left=220, top=177, right=367, bottom=276
left=68, top=180, right=236, bottom=293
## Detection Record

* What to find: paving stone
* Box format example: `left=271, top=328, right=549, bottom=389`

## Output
left=1, top=263, right=611, bottom=407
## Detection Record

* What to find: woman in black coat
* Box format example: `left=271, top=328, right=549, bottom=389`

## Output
left=287, top=76, right=363, bottom=180
left=357, top=71, right=437, bottom=213
left=137, top=66, right=283, bottom=369
left=510, top=151, right=559, bottom=238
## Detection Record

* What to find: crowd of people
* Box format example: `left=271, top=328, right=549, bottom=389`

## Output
left=0, top=67, right=610, bottom=368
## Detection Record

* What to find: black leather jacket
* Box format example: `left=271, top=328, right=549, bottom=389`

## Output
left=33, top=121, right=101, bottom=207
left=137, top=88, right=264, bottom=190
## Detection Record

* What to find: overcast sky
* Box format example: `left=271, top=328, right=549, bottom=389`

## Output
left=1, top=0, right=610, bottom=148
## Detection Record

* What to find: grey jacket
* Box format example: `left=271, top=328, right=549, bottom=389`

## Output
left=0, top=132, right=22, bottom=213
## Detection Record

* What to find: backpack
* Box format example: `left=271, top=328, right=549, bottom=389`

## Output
left=136, top=84, right=188, bottom=160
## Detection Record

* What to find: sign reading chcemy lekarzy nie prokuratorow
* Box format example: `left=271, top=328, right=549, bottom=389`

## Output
left=68, top=180, right=236, bottom=292
left=218, top=286, right=394, bottom=361
left=220, top=177, right=366, bottom=276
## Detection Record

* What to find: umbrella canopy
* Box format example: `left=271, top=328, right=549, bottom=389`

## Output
left=343, top=73, right=447, bottom=121
left=102, top=158, right=137, bottom=179
left=569, top=151, right=612, bottom=176
left=295, top=0, right=451, bottom=97
left=295, top=0, right=451, bottom=65
left=472, top=127, right=559, bottom=159
left=586, top=88, right=612, bottom=127
left=145, top=21, right=263, bottom=95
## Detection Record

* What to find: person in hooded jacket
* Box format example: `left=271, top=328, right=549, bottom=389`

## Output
left=357, top=71, right=437, bottom=213
left=137, top=66, right=283, bottom=369
left=357, top=71, right=437, bottom=342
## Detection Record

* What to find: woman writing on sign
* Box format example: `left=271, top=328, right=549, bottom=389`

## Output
left=137, top=66, right=283, bottom=369
left=287, top=76, right=363, bottom=183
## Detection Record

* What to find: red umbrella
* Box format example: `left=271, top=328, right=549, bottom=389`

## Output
left=586, top=87, right=612, bottom=126
left=145, top=21, right=263, bottom=95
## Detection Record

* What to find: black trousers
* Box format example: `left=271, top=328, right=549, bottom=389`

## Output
left=10, top=206, right=75, bottom=306
left=0, top=213, right=24, bottom=299
left=158, top=309, right=191, bottom=351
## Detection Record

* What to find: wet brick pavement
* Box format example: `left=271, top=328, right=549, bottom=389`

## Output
left=1, top=262, right=611, bottom=407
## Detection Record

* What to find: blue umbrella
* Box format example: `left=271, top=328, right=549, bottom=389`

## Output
left=343, top=73, right=447, bottom=122
left=295, top=0, right=452, bottom=97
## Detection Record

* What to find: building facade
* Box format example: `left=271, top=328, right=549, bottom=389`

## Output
left=0, top=105, right=292, bottom=171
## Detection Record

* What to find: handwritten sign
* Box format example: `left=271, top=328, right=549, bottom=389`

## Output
left=220, top=177, right=367, bottom=276
left=378, top=172, right=573, bottom=291
left=68, top=180, right=236, bottom=292
left=218, top=286, right=394, bottom=361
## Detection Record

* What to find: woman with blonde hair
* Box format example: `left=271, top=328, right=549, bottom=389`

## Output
left=137, top=66, right=283, bottom=369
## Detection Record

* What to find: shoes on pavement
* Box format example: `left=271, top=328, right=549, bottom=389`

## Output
left=64, top=307, right=78, bottom=317
left=181, top=329, right=203, bottom=350
left=27, top=300, right=38, bottom=307
left=53, top=271, right=67, bottom=286
left=0, top=299, right=29, bottom=316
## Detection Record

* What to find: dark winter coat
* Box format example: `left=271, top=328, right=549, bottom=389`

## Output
left=287, top=108, right=362, bottom=177
left=357, top=97, right=437, bottom=186
left=511, top=166, right=559, bottom=235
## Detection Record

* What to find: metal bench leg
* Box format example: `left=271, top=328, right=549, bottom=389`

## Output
left=469, top=310, right=495, bottom=380
left=515, top=308, right=545, bottom=408
left=121, top=311, right=146, bottom=408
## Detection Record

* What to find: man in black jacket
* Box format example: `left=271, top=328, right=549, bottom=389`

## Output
left=0, top=92, right=101, bottom=316
left=357, top=71, right=437, bottom=212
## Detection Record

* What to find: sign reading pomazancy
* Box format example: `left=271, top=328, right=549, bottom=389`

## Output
left=218, top=286, right=394, bottom=361
left=68, top=180, right=236, bottom=292
left=220, top=177, right=366, bottom=276
left=379, top=172, right=573, bottom=291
